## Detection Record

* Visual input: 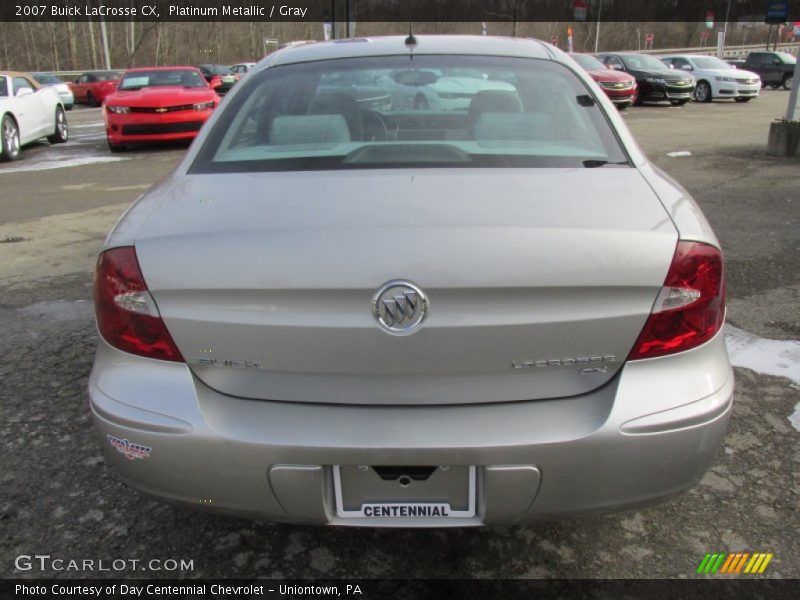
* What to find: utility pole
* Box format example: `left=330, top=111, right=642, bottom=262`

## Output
left=721, top=0, right=732, bottom=56
left=99, top=15, right=111, bottom=69
left=594, top=0, right=602, bottom=54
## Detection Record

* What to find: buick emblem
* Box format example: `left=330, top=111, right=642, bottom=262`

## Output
left=371, top=280, right=428, bottom=335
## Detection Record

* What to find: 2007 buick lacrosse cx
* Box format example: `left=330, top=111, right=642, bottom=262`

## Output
left=89, top=36, right=733, bottom=526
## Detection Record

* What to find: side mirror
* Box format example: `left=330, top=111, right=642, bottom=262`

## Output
left=15, top=87, right=34, bottom=97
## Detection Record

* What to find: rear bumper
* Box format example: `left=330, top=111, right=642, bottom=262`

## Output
left=89, top=330, right=733, bottom=526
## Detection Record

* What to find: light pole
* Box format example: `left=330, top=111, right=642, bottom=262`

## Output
left=594, top=0, right=603, bottom=54
left=720, top=0, right=732, bottom=57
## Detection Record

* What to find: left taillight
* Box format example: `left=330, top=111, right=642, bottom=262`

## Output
left=94, top=246, right=184, bottom=362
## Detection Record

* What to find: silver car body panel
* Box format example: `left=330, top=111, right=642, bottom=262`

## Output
left=92, top=35, right=732, bottom=524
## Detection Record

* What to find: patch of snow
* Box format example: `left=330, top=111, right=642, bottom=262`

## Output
left=725, top=324, right=800, bottom=432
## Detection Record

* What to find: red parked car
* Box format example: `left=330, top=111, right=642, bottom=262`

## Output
left=70, top=71, right=122, bottom=106
left=103, top=66, right=220, bottom=151
left=568, top=53, right=638, bottom=110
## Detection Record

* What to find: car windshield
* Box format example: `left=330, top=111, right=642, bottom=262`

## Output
left=776, top=52, right=797, bottom=64
left=569, top=54, right=606, bottom=71
left=95, top=71, right=122, bottom=81
left=691, top=57, right=734, bottom=70
left=118, top=69, right=207, bottom=90
left=191, top=55, right=628, bottom=173
left=33, top=73, right=61, bottom=84
left=622, top=55, right=668, bottom=71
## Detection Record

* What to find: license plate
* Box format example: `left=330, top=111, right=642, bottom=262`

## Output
left=333, top=465, right=476, bottom=519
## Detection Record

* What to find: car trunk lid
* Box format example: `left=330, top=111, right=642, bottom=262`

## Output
left=133, top=168, right=676, bottom=405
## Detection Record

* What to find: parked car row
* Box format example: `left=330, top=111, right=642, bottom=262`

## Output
left=3, top=45, right=794, bottom=162
left=568, top=51, right=773, bottom=107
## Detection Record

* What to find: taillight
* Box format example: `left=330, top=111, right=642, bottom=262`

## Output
left=94, top=247, right=184, bottom=362
left=628, top=241, right=725, bottom=360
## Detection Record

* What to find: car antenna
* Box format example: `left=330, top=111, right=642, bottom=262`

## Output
left=405, top=23, right=417, bottom=52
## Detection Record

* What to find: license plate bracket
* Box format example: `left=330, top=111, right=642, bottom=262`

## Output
left=333, top=465, right=476, bottom=519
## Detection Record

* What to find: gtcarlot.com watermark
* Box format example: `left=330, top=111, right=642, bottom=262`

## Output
left=14, top=554, right=194, bottom=573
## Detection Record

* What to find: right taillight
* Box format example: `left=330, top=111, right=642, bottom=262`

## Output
left=628, top=241, right=725, bottom=360
left=94, top=246, right=184, bottom=362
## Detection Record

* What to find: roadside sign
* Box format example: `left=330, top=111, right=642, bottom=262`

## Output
left=766, top=1, right=789, bottom=24
left=574, top=0, right=587, bottom=22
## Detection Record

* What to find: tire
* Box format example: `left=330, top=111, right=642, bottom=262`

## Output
left=107, top=139, right=126, bottom=153
left=670, top=99, right=689, bottom=106
left=694, top=81, right=712, bottom=103
left=47, top=107, right=68, bottom=144
left=734, top=97, right=752, bottom=103
left=616, top=102, right=630, bottom=111
left=413, top=94, right=429, bottom=110
left=633, top=90, right=643, bottom=106
left=770, top=83, right=780, bottom=89
left=86, top=91, right=98, bottom=107
left=783, top=75, right=793, bottom=91
left=1, top=114, right=21, bottom=161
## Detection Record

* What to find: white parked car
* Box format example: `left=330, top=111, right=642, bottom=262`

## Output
left=0, top=71, right=68, bottom=161
left=660, top=55, right=760, bottom=103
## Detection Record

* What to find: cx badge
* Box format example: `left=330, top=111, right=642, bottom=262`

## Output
left=371, top=280, right=428, bottom=335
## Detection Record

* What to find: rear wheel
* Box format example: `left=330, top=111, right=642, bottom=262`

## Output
left=783, top=75, right=793, bottom=90
left=694, top=81, right=712, bottom=103
left=47, top=107, right=68, bottom=144
left=734, top=97, right=752, bottom=103
left=1, top=114, right=21, bottom=161
left=770, top=83, right=780, bottom=89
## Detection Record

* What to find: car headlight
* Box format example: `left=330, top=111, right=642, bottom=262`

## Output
left=644, top=77, right=666, bottom=84
left=715, top=76, right=735, bottom=82
left=193, top=101, right=215, bottom=110
left=106, top=106, right=130, bottom=114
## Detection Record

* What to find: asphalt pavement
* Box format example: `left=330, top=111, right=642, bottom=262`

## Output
left=0, top=92, right=798, bottom=579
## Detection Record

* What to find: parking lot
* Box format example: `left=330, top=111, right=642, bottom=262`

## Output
left=1, top=91, right=798, bottom=579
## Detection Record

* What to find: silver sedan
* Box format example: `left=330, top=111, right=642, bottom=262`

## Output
left=89, top=36, right=733, bottom=526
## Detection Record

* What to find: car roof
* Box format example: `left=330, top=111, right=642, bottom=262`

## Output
left=124, top=66, right=201, bottom=72
left=261, top=35, right=555, bottom=71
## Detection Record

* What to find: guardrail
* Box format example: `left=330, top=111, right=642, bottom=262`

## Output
left=640, top=42, right=799, bottom=58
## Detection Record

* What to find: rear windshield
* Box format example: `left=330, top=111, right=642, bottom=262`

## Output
left=190, top=55, right=629, bottom=173
left=33, top=73, right=62, bottom=84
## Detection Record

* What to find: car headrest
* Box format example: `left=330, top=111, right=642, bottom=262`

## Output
left=473, top=113, right=553, bottom=142
left=466, top=90, right=524, bottom=133
left=269, top=115, right=351, bottom=145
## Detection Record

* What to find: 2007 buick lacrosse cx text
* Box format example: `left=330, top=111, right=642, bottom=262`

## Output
left=89, top=35, right=733, bottom=526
